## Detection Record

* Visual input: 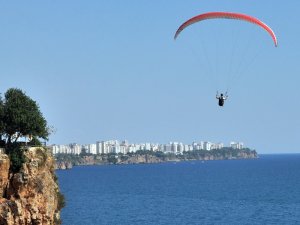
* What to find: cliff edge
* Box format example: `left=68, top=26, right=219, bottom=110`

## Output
left=0, top=147, right=63, bottom=225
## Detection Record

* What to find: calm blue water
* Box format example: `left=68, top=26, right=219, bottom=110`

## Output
left=57, top=154, right=300, bottom=225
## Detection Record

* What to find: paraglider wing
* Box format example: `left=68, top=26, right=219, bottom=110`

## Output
left=174, top=12, right=278, bottom=47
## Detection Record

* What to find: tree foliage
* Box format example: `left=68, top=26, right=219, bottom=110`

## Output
left=8, top=143, right=26, bottom=173
left=0, top=88, right=49, bottom=146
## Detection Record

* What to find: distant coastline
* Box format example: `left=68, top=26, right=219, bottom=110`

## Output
left=55, top=148, right=258, bottom=170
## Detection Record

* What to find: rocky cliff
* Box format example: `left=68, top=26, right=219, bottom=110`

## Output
left=55, top=148, right=258, bottom=169
left=0, top=147, right=63, bottom=225
left=55, top=161, right=73, bottom=170
left=118, top=154, right=163, bottom=164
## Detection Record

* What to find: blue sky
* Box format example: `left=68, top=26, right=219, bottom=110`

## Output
left=0, top=1, right=299, bottom=153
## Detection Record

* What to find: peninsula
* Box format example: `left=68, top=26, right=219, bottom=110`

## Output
left=55, top=148, right=258, bottom=169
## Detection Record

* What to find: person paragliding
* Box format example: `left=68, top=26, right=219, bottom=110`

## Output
left=216, top=92, right=228, bottom=107
left=174, top=12, right=278, bottom=107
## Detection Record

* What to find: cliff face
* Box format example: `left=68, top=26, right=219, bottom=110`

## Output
left=55, top=161, right=73, bottom=170
left=55, top=149, right=258, bottom=169
left=0, top=154, right=10, bottom=198
left=55, top=154, right=164, bottom=169
left=120, top=154, right=163, bottom=164
left=0, top=147, right=62, bottom=225
left=195, top=150, right=258, bottom=161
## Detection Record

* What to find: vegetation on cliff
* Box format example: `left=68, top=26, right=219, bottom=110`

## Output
left=0, top=88, right=50, bottom=172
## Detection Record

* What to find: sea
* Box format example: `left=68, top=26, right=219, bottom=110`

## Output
left=56, top=154, right=300, bottom=225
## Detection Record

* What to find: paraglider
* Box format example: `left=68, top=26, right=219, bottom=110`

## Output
left=174, top=12, right=278, bottom=107
left=174, top=12, right=278, bottom=47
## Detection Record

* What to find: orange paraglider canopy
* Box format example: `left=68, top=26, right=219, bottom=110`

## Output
left=174, top=12, right=278, bottom=47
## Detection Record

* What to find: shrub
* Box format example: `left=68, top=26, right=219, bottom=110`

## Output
left=28, top=136, right=43, bottom=147
left=7, top=143, right=26, bottom=173
left=57, top=191, right=66, bottom=211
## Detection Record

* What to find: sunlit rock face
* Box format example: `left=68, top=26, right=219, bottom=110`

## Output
left=0, top=147, right=62, bottom=225
left=0, top=154, right=10, bottom=198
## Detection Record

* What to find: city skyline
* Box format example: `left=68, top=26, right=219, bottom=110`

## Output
left=51, top=139, right=246, bottom=155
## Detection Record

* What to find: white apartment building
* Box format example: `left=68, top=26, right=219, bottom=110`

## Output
left=112, top=142, right=121, bottom=153
left=151, top=144, right=160, bottom=152
left=192, top=141, right=204, bottom=150
left=119, top=145, right=127, bottom=154
left=230, top=142, right=244, bottom=149
left=128, top=144, right=137, bottom=153
left=101, top=140, right=116, bottom=154
left=203, top=142, right=212, bottom=151
left=211, top=142, right=224, bottom=150
left=69, top=143, right=82, bottom=154
left=51, top=144, right=81, bottom=155
left=51, top=145, right=60, bottom=154
left=169, top=142, right=184, bottom=154
left=164, top=144, right=172, bottom=153
left=184, top=145, right=189, bottom=152
left=144, top=143, right=151, bottom=150
left=178, top=143, right=184, bottom=154
left=96, top=141, right=102, bottom=154
left=88, top=144, right=97, bottom=154
left=170, top=142, right=178, bottom=154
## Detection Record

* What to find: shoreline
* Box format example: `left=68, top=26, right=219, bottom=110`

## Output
left=55, top=148, right=258, bottom=170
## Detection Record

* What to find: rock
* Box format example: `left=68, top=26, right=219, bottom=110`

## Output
left=121, top=154, right=163, bottom=164
left=0, top=147, right=63, bottom=224
left=55, top=161, right=73, bottom=170
left=65, top=162, right=73, bottom=169
left=57, top=162, right=66, bottom=170
left=0, top=154, right=10, bottom=197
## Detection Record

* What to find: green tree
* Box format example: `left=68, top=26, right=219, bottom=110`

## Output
left=1, top=88, right=49, bottom=146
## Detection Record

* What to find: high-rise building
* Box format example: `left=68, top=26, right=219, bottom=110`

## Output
left=203, top=142, right=212, bottom=151
left=69, top=143, right=82, bottom=154
left=230, top=142, right=244, bottom=149
left=96, top=141, right=102, bottom=154
left=88, top=144, right=97, bottom=154
left=164, top=144, right=172, bottom=153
